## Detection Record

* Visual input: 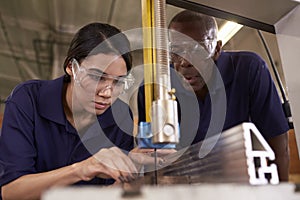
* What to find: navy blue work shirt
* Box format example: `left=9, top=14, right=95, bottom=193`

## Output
left=0, top=76, right=134, bottom=191
left=138, top=51, right=289, bottom=148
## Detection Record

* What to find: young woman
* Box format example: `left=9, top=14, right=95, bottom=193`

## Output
left=0, top=22, right=142, bottom=200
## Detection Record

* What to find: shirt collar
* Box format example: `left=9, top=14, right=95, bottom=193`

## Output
left=215, top=51, right=234, bottom=86
left=204, top=51, right=234, bottom=95
left=38, top=76, right=66, bottom=125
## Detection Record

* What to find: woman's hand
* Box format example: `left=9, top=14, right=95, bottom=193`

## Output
left=128, top=147, right=177, bottom=170
left=76, top=147, right=138, bottom=183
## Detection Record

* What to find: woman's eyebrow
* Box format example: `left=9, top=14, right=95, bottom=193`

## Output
left=88, top=67, right=127, bottom=78
left=88, top=67, right=105, bottom=74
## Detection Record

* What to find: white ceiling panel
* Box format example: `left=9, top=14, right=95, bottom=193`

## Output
left=189, top=0, right=298, bottom=24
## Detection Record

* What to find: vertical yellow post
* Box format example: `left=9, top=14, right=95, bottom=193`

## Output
left=141, top=0, right=156, bottom=122
left=141, top=0, right=179, bottom=144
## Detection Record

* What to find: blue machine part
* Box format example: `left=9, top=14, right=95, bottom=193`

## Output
left=137, top=122, right=179, bottom=149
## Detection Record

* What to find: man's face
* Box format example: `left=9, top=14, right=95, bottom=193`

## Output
left=169, top=21, right=217, bottom=94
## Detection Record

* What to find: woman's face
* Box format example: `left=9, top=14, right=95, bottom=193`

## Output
left=71, top=53, right=127, bottom=115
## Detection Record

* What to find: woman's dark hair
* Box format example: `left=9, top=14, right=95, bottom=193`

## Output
left=63, top=22, right=132, bottom=82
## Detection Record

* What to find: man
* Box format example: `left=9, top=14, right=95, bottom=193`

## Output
left=138, top=10, right=289, bottom=181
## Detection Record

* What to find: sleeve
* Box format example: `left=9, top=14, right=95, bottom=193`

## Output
left=248, top=54, right=289, bottom=139
left=0, top=91, right=37, bottom=187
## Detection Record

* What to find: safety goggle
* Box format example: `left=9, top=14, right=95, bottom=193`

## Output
left=169, top=39, right=217, bottom=61
left=71, top=58, right=134, bottom=93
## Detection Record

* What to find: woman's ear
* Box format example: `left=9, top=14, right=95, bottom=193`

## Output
left=66, top=62, right=73, bottom=76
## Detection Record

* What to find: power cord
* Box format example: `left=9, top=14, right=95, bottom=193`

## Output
left=257, top=30, right=293, bottom=129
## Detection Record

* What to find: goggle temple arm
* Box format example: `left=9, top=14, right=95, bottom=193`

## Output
left=71, top=58, right=83, bottom=84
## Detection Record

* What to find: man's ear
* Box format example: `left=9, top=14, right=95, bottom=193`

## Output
left=216, top=40, right=222, bottom=53
left=213, top=40, right=222, bottom=60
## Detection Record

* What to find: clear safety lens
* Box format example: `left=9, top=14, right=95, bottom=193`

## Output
left=169, top=39, right=216, bottom=62
left=71, top=58, right=134, bottom=94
